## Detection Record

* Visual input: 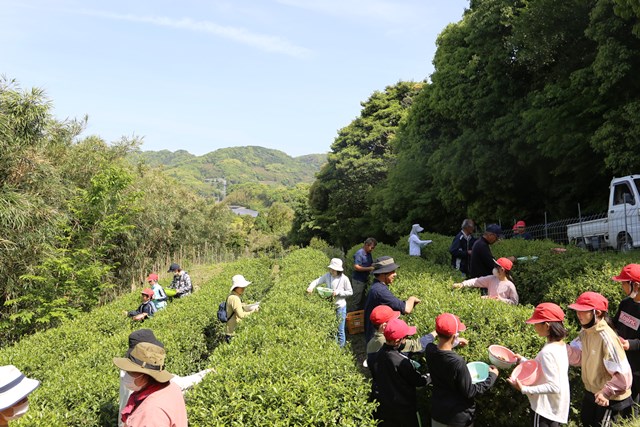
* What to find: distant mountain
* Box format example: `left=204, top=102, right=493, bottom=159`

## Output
left=129, top=146, right=327, bottom=198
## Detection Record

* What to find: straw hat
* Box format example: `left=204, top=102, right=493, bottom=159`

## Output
left=113, top=342, right=173, bottom=383
left=0, top=365, right=40, bottom=411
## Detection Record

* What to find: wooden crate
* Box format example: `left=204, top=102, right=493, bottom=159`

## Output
left=346, top=309, right=365, bottom=335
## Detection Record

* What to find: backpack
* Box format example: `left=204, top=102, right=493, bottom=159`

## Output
left=217, top=299, right=235, bottom=323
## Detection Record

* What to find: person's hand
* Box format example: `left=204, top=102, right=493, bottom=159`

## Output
left=452, top=283, right=463, bottom=289
left=456, top=337, right=469, bottom=347
left=332, top=290, right=338, bottom=297
left=254, top=306, right=260, bottom=312
left=409, top=296, right=421, bottom=305
left=133, top=313, right=146, bottom=321
left=594, top=391, right=609, bottom=407
left=306, top=288, right=313, bottom=294
left=507, top=256, right=516, bottom=263
left=488, top=365, right=499, bottom=377
left=619, top=336, right=630, bottom=351
left=507, top=377, right=522, bottom=391
left=467, top=249, right=472, bottom=255
left=513, top=353, right=524, bottom=364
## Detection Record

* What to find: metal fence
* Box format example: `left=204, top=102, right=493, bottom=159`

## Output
left=496, top=205, right=640, bottom=251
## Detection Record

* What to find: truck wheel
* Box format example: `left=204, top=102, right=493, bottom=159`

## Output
left=576, top=240, right=587, bottom=250
left=617, top=234, right=633, bottom=252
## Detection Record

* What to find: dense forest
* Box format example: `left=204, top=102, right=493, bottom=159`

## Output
left=292, top=0, right=640, bottom=249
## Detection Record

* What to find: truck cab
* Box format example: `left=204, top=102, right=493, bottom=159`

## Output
left=608, top=176, right=640, bottom=250
left=567, top=175, right=640, bottom=251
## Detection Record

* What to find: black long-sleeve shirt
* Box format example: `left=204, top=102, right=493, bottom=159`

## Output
left=372, top=344, right=430, bottom=410
left=425, top=343, right=497, bottom=427
left=469, top=237, right=494, bottom=279
left=449, top=231, right=476, bottom=274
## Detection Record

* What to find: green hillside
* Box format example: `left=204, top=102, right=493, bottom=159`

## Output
left=129, top=146, right=326, bottom=199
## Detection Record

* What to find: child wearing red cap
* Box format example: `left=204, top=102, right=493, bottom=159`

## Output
left=612, top=264, right=640, bottom=414
left=452, top=258, right=519, bottom=305
left=567, top=291, right=633, bottom=426
left=127, top=288, right=157, bottom=322
left=146, top=273, right=167, bottom=311
left=425, top=313, right=498, bottom=427
left=370, top=318, right=430, bottom=427
left=509, top=303, right=570, bottom=426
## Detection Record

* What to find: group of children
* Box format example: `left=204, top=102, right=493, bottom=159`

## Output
left=365, top=263, right=640, bottom=427
left=126, top=263, right=192, bottom=322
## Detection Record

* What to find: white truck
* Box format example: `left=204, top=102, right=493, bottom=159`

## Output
left=567, top=175, right=640, bottom=251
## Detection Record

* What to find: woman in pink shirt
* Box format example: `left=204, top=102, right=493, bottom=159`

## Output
left=114, top=341, right=188, bottom=427
left=453, top=257, right=519, bottom=305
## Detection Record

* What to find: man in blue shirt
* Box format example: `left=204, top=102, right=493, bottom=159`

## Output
left=363, top=256, right=421, bottom=342
left=348, top=237, right=377, bottom=312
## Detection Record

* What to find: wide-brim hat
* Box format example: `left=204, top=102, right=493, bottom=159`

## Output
left=141, top=288, right=154, bottom=298
left=372, top=256, right=399, bottom=274
left=327, top=258, right=344, bottom=272
left=230, top=274, right=251, bottom=292
left=146, top=273, right=159, bottom=282
left=113, top=342, right=173, bottom=383
left=0, top=365, right=40, bottom=411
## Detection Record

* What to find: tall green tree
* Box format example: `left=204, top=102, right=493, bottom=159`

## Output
left=308, top=81, right=424, bottom=248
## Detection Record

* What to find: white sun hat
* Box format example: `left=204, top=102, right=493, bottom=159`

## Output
left=0, top=365, right=40, bottom=411
left=327, top=258, right=344, bottom=272
left=230, top=274, right=252, bottom=292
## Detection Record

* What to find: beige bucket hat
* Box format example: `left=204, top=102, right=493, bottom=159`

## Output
left=113, top=342, right=173, bottom=383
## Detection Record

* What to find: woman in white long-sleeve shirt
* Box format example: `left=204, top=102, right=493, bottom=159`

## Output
left=509, top=303, right=570, bottom=427
left=307, top=258, right=353, bottom=347
left=408, top=224, right=432, bottom=256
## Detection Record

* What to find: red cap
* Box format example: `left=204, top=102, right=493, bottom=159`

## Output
left=141, top=288, right=154, bottom=297
left=516, top=220, right=526, bottom=228
left=495, top=257, right=513, bottom=271
left=370, top=305, right=401, bottom=326
left=526, top=303, right=565, bottom=323
left=612, top=264, right=640, bottom=283
left=383, top=318, right=416, bottom=341
left=435, top=313, right=467, bottom=337
left=146, top=273, right=159, bottom=282
left=568, top=291, right=608, bottom=311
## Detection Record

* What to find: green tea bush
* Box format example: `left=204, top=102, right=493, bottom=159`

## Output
left=187, top=248, right=377, bottom=426
left=3, top=257, right=273, bottom=427
left=350, top=240, right=640, bottom=426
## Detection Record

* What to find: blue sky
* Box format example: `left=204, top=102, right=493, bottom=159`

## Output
left=2, top=0, right=468, bottom=157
